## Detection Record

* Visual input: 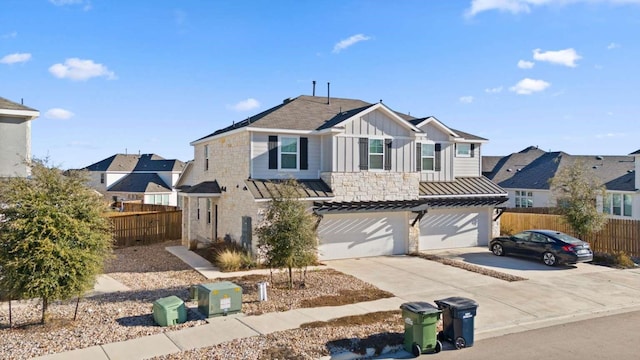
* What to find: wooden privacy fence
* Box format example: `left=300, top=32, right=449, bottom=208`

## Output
left=108, top=210, right=182, bottom=247
left=500, top=212, right=640, bottom=257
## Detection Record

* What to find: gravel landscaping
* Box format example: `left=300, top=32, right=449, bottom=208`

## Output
left=0, top=240, right=397, bottom=359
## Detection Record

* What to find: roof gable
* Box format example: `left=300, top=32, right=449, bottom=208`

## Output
left=83, top=154, right=185, bottom=172
left=410, top=116, right=486, bottom=142
left=108, top=173, right=171, bottom=193
left=0, top=96, right=39, bottom=119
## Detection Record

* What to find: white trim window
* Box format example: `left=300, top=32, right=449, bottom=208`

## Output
left=280, top=136, right=298, bottom=170
left=421, top=143, right=435, bottom=171
left=206, top=198, right=212, bottom=224
left=456, top=143, right=471, bottom=157
left=515, top=190, right=533, bottom=208
left=369, top=138, right=384, bottom=170
left=603, top=193, right=632, bottom=217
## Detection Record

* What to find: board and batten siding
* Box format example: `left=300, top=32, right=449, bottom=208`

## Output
left=251, top=133, right=322, bottom=179
left=332, top=109, right=415, bottom=172
left=420, top=142, right=454, bottom=182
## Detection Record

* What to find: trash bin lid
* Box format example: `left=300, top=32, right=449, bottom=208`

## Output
left=434, top=296, right=478, bottom=310
left=400, top=301, right=440, bottom=314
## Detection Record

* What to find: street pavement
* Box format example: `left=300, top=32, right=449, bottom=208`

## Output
left=35, top=246, right=640, bottom=359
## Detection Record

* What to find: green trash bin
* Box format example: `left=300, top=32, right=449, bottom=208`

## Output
left=400, top=301, right=443, bottom=357
left=153, top=295, right=187, bottom=327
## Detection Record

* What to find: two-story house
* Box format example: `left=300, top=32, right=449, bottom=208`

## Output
left=180, top=95, right=508, bottom=260
left=81, top=153, right=186, bottom=206
left=0, top=96, right=39, bottom=178
left=484, top=146, right=639, bottom=220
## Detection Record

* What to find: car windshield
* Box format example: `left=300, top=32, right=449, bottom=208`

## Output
left=551, top=232, right=583, bottom=244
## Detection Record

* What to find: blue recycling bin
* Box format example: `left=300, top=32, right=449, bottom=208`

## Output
left=435, top=296, right=478, bottom=349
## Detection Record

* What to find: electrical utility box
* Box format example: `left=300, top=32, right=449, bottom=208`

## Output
left=197, top=281, right=242, bottom=317
left=153, top=295, right=187, bottom=326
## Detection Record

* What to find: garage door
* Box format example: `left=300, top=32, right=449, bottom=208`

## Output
left=419, top=208, right=489, bottom=250
left=317, top=212, right=408, bottom=260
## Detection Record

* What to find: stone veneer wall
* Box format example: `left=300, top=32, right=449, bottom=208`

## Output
left=321, top=171, right=420, bottom=202
left=186, top=131, right=261, bottom=250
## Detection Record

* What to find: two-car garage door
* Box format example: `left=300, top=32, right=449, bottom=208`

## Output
left=317, top=212, right=408, bottom=260
left=419, top=208, right=490, bottom=250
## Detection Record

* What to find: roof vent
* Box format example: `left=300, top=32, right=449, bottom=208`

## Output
left=516, top=168, right=521, bottom=172
left=283, top=98, right=292, bottom=104
left=592, top=166, right=598, bottom=169
left=507, top=168, right=512, bottom=172
left=596, top=155, right=603, bottom=160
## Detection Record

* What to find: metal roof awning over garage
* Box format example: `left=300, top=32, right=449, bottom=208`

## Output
left=313, top=196, right=508, bottom=215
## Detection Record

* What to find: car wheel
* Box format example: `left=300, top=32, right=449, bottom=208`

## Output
left=455, top=336, right=466, bottom=349
left=542, top=252, right=557, bottom=266
left=491, top=243, right=505, bottom=256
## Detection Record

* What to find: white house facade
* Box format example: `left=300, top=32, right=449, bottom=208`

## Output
left=181, top=95, right=508, bottom=260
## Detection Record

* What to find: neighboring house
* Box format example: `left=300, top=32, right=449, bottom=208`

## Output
left=0, top=96, right=39, bottom=178
left=81, top=153, right=186, bottom=206
left=180, top=95, right=508, bottom=260
left=483, top=146, right=639, bottom=220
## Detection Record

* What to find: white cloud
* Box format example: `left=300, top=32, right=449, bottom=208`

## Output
left=485, top=86, right=503, bottom=93
left=596, top=132, right=625, bottom=139
left=509, top=78, right=551, bottom=95
left=49, top=0, right=92, bottom=10
left=465, top=0, right=640, bottom=17
left=517, top=59, right=535, bottom=69
left=533, top=48, right=581, bottom=67
left=607, top=42, right=620, bottom=50
left=229, top=98, right=260, bottom=112
left=45, top=108, right=75, bottom=120
left=48, top=58, right=116, bottom=81
left=0, top=52, right=31, bottom=64
left=459, top=96, right=474, bottom=103
left=333, top=34, right=371, bottom=53
left=1, top=31, right=17, bottom=39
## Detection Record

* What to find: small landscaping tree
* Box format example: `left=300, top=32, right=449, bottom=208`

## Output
left=256, top=179, right=318, bottom=289
left=0, top=161, right=113, bottom=324
left=548, top=159, right=608, bottom=239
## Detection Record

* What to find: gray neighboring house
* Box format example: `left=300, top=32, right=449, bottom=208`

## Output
left=483, top=146, right=639, bottom=220
left=0, top=96, right=40, bottom=178
left=81, top=153, right=186, bottom=206
left=180, top=94, right=508, bottom=260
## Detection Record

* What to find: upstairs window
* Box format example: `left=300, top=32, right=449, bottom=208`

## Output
left=421, top=143, right=435, bottom=171
left=515, top=190, right=533, bottom=208
left=456, top=143, right=471, bottom=157
left=204, top=145, right=209, bottom=171
left=100, top=173, right=105, bottom=184
left=369, top=139, right=384, bottom=170
left=280, top=137, right=298, bottom=170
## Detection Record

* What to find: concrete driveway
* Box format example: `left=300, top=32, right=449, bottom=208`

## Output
left=325, top=253, right=640, bottom=341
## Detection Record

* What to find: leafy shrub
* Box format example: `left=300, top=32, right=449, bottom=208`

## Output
left=613, top=251, right=636, bottom=269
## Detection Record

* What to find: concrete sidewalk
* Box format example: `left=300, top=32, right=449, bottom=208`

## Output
left=35, top=247, right=640, bottom=360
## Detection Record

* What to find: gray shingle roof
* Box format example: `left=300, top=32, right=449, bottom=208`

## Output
left=245, top=179, right=333, bottom=199
left=419, top=177, right=508, bottom=197
left=0, top=96, right=37, bottom=112
left=181, top=181, right=221, bottom=194
left=196, top=95, right=485, bottom=141
left=483, top=147, right=637, bottom=191
left=108, top=173, right=171, bottom=193
left=83, top=154, right=185, bottom=172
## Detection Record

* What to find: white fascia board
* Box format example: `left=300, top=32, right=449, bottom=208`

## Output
left=416, top=116, right=460, bottom=138
left=344, top=103, right=423, bottom=133
left=452, top=138, right=488, bottom=144
left=254, top=196, right=333, bottom=203
left=190, top=126, right=247, bottom=146
left=0, top=109, right=40, bottom=120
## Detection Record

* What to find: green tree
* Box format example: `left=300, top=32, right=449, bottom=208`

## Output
left=0, top=161, right=113, bottom=323
left=549, top=160, right=608, bottom=239
left=256, top=179, right=318, bottom=289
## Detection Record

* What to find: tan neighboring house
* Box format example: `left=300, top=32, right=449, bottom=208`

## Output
left=179, top=95, right=508, bottom=260
left=81, top=153, right=186, bottom=206
left=484, top=146, right=639, bottom=220
left=0, top=96, right=39, bottom=178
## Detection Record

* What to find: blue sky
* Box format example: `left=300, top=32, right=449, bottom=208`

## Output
left=1, top=0, right=639, bottom=169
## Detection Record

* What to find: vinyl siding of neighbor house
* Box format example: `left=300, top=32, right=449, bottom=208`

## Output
left=322, top=134, right=332, bottom=172
left=251, top=133, right=322, bottom=179
left=0, top=116, right=30, bottom=177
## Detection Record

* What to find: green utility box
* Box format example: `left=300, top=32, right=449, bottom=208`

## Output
left=197, top=281, right=242, bottom=317
left=153, top=295, right=187, bottom=327
left=400, top=301, right=443, bottom=357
